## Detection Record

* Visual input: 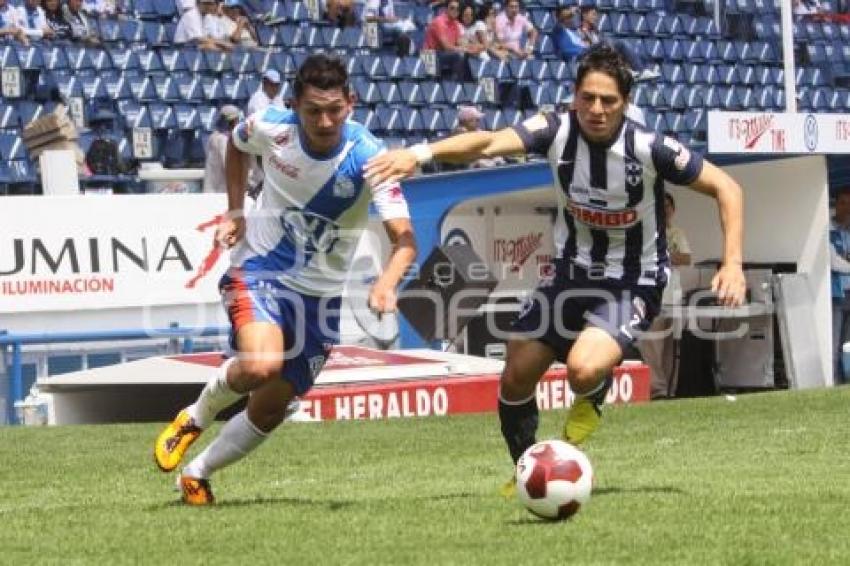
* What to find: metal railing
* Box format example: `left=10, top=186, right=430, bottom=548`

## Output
left=0, top=325, right=229, bottom=425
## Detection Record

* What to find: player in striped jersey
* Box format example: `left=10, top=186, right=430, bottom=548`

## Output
left=154, top=54, right=417, bottom=505
left=366, top=44, right=746, bottom=494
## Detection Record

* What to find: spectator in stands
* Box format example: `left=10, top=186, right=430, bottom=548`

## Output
left=363, top=0, right=417, bottom=57
left=63, top=0, right=100, bottom=44
left=18, top=0, right=54, bottom=41
left=424, top=0, right=472, bottom=80
left=638, top=192, right=692, bottom=398
left=459, top=3, right=487, bottom=59
left=552, top=6, right=583, bottom=62
left=323, top=0, right=355, bottom=28
left=829, top=188, right=850, bottom=385
left=494, top=0, right=538, bottom=59
left=0, top=0, right=30, bottom=45
left=246, top=69, right=284, bottom=116
left=578, top=6, right=658, bottom=80
left=43, top=0, right=72, bottom=39
left=203, top=0, right=236, bottom=49
left=175, top=0, right=231, bottom=51
left=476, top=3, right=510, bottom=60
left=452, top=105, right=505, bottom=168
left=222, top=0, right=258, bottom=48
left=81, top=0, right=116, bottom=18
left=203, top=104, right=241, bottom=194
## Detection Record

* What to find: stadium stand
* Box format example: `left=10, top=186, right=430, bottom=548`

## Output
left=0, top=0, right=848, bottom=195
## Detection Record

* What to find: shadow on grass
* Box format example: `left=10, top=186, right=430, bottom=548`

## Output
left=593, top=485, right=685, bottom=497
left=145, top=496, right=355, bottom=511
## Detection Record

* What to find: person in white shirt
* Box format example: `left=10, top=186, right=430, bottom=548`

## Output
left=246, top=69, right=285, bottom=117
left=17, top=0, right=53, bottom=40
left=363, top=0, right=417, bottom=55
left=174, top=0, right=230, bottom=50
left=203, top=105, right=241, bottom=194
left=0, top=0, right=30, bottom=45
left=221, top=0, right=258, bottom=48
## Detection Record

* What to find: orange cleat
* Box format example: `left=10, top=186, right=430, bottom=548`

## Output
left=179, top=475, right=215, bottom=506
left=154, top=410, right=202, bottom=473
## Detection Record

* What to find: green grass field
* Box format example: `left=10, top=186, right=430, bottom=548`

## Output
left=1, top=387, right=848, bottom=565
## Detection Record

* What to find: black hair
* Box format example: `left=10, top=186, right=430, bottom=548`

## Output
left=665, top=191, right=675, bottom=209
left=575, top=43, right=634, bottom=99
left=477, top=2, right=493, bottom=20
left=293, top=54, right=349, bottom=99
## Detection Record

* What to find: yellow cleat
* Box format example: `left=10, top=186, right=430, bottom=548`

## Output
left=179, top=475, right=215, bottom=506
left=562, top=397, right=602, bottom=446
left=154, top=410, right=202, bottom=473
left=499, top=476, right=517, bottom=499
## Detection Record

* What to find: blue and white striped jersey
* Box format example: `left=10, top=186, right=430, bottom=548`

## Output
left=230, top=107, right=410, bottom=296
left=514, top=111, right=703, bottom=287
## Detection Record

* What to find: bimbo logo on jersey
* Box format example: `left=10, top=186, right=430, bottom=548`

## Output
left=281, top=208, right=341, bottom=253
left=565, top=200, right=639, bottom=229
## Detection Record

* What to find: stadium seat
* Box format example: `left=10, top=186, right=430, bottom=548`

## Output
left=398, top=107, right=424, bottom=134
left=661, top=63, right=685, bottom=84
left=484, top=109, right=504, bottom=131
left=339, top=27, right=369, bottom=49
left=160, top=50, right=188, bottom=73
left=220, top=76, right=250, bottom=102
left=353, top=78, right=381, bottom=104
left=127, top=76, right=157, bottom=102
left=419, top=107, right=446, bottom=132
left=200, top=77, right=225, bottom=102
left=441, top=81, right=464, bottom=104
left=153, top=0, right=177, bottom=20
left=230, top=50, right=256, bottom=74
left=400, top=56, right=427, bottom=80
left=398, top=81, right=426, bottom=106
left=378, top=81, right=400, bottom=104
left=17, top=101, right=43, bottom=127
left=0, top=132, right=25, bottom=160
left=352, top=107, right=376, bottom=129
left=98, top=17, right=123, bottom=43
left=152, top=76, right=181, bottom=102
left=197, top=105, right=218, bottom=131
left=117, top=100, right=152, bottom=129
left=421, top=82, right=446, bottom=105
left=173, top=104, right=200, bottom=130
left=204, top=51, right=231, bottom=74
left=381, top=56, right=404, bottom=79
left=530, top=82, right=555, bottom=107
left=138, top=51, right=164, bottom=73
left=374, top=105, right=401, bottom=134
left=174, top=76, right=203, bottom=102
left=80, top=76, right=108, bottom=100
left=509, top=59, right=531, bottom=81
left=65, top=47, right=94, bottom=71
left=108, top=48, right=141, bottom=71
left=278, top=24, right=305, bottom=48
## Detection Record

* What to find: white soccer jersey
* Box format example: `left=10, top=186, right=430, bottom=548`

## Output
left=514, top=111, right=703, bottom=287
left=230, top=107, right=410, bottom=296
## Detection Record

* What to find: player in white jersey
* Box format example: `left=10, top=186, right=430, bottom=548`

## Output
left=154, top=54, right=417, bottom=505
left=365, top=44, right=746, bottom=495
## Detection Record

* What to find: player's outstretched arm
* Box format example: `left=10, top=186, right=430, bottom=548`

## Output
left=369, top=218, right=417, bottom=313
left=687, top=160, right=746, bottom=307
left=217, top=136, right=251, bottom=248
left=364, top=128, right=527, bottom=186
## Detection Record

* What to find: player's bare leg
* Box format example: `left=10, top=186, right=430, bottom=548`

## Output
left=562, top=327, right=621, bottom=446
left=498, top=338, right=557, bottom=497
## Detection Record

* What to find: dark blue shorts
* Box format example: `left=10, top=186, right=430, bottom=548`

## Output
left=220, top=268, right=340, bottom=396
left=512, top=260, right=662, bottom=359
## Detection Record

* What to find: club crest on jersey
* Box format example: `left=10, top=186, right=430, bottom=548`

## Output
left=308, top=355, right=326, bottom=379
left=332, top=174, right=356, bottom=198
left=281, top=208, right=341, bottom=253
left=565, top=199, right=639, bottom=229
left=625, top=159, right=643, bottom=187
left=274, top=132, right=291, bottom=146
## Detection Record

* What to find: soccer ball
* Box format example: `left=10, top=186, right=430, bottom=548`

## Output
left=515, top=440, right=593, bottom=521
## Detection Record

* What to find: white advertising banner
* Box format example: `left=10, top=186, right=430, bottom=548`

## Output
left=0, top=194, right=229, bottom=313
left=708, top=111, right=850, bottom=154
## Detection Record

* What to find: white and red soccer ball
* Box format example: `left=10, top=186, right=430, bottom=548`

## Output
left=515, top=440, right=594, bottom=520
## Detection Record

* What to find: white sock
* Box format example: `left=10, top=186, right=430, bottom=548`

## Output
left=183, top=410, right=268, bottom=479
left=186, top=357, right=245, bottom=429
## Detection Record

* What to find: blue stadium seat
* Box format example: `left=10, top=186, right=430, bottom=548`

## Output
left=662, top=39, right=684, bottom=62
left=160, top=49, right=188, bottom=73
left=15, top=45, right=44, bottom=70
left=378, top=81, right=400, bottom=104
left=462, top=83, right=487, bottom=105
left=667, top=84, right=687, bottom=110
left=420, top=107, right=446, bottom=131
left=421, top=82, right=446, bottom=105
left=661, top=63, right=684, bottom=84
left=717, top=64, right=737, bottom=84
left=119, top=19, right=144, bottom=43
left=353, top=78, right=381, bottom=104
left=441, top=81, right=464, bottom=104
left=98, top=17, right=123, bottom=43
left=103, top=72, right=133, bottom=100
left=278, top=24, right=305, bottom=48
left=40, top=46, right=69, bottom=70
left=664, top=111, right=685, bottom=135
left=502, top=108, right=524, bottom=127
left=133, top=0, right=157, bottom=19
left=163, top=129, right=190, bottom=168
left=174, top=76, right=203, bottom=102
left=381, top=56, right=403, bottom=79
left=398, top=107, right=424, bottom=134
left=339, top=27, right=368, bottom=49
left=138, top=51, right=164, bottom=73
left=483, top=109, right=504, bottom=131
left=152, top=76, right=181, bottom=102
left=174, top=104, right=200, bottom=130
left=148, top=103, right=177, bottom=130
left=153, top=0, right=177, bottom=20
left=374, top=105, right=401, bottom=134
left=736, top=64, right=755, bottom=85
left=257, top=24, right=277, bottom=46
left=352, top=107, right=376, bottom=129
left=80, top=76, right=108, bottom=100
left=200, top=77, right=225, bottom=102
left=17, top=101, right=43, bottom=127
left=646, top=13, right=668, bottom=36
left=0, top=132, right=25, bottom=159
left=109, top=48, right=141, bottom=71
left=398, top=81, right=426, bottom=105
left=66, top=46, right=94, bottom=70
left=117, top=100, right=152, bottom=128
left=536, top=35, right=554, bottom=58
left=806, top=44, right=828, bottom=66
left=127, top=76, right=158, bottom=102
left=753, top=86, right=777, bottom=109
left=400, top=56, right=427, bottom=80
left=718, top=86, right=742, bottom=109
left=230, top=50, right=255, bottom=74
left=737, top=86, right=756, bottom=109
left=530, top=60, right=552, bottom=81
left=198, top=105, right=218, bottom=131
left=468, top=58, right=493, bottom=80
left=359, top=55, right=385, bottom=78
left=627, top=13, right=649, bottom=35
left=548, top=60, right=571, bottom=81
left=204, top=51, right=232, bottom=74
left=509, top=59, right=531, bottom=81
left=220, top=76, right=250, bottom=102
left=703, top=63, right=719, bottom=84
left=181, top=49, right=207, bottom=73
left=530, top=82, right=555, bottom=107
left=55, top=75, right=83, bottom=100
